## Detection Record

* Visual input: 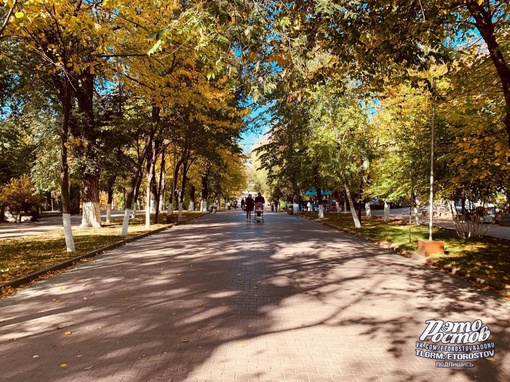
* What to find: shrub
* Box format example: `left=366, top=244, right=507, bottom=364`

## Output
left=0, top=175, right=45, bottom=221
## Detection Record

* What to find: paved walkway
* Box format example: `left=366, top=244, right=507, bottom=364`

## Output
left=0, top=211, right=509, bottom=382
left=2, top=208, right=510, bottom=242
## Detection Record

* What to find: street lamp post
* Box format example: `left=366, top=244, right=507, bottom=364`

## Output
left=417, top=77, right=445, bottom=256
left=429, top=78, right=436, bottom=241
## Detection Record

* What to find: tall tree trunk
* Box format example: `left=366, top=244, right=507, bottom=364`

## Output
left=150, top=175, right=158, bottom=214
left=121, top=183, right=135, bottom=237
left=60, top=83, right=75, bottom=251
left=106, top=176, right=116, bottom=224
left=145, top=107, right=160, bottom=229
left=81, top=172, right=101, bottom=228
left=132, top=173, right=143, bottom=216
left=121, top=132, right=156, bottom=237
left=365, top=202, right=372, bottom=219
left=317, top=187, right=324, bottom=218
left=201, top=170, right=209, bottom=213
left=77, top=72, right=101, bottom=228
left=154, top=150, right=165, bottom=224
left=334, top=191, right=341, bottom=213
left=167, top=157, right=184, bottom=222
left=358, top=169, right=364, bottom=222
left=384, top=202, right=390, bottom=222
left=178, top=160, right=190, bottom=220
left=467, top=2, right=510, bottom=148
left=189, top=185, right=196, bottom=211
left=343, top=179, right=361, bottom=228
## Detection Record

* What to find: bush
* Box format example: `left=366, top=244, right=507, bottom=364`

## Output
left=0, top=175, right=45, bottom=222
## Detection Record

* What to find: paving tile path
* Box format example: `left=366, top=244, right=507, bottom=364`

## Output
left=0, top=211, right=508, bottom=382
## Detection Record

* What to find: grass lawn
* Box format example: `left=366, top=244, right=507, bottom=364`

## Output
left=0, top=211, right=203, bottom=298
left=303, top=212, right=510, bottom=295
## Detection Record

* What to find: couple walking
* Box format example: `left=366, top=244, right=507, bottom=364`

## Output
left=245, top=192, right=265, bottom=222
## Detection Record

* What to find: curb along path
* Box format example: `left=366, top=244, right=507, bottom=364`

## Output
left=0, top=210, right=509, bottom=382
left=0, top=214, right=203, bottom=293
left=0, top=225, right=170, bottom=290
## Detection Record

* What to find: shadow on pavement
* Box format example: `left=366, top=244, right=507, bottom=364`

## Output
left=0, top=211, right=508, bottom=381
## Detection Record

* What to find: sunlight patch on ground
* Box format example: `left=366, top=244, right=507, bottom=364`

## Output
left=0, top=307, right=92, bottom=341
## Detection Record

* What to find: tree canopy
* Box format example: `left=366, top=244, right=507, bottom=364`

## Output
left=0, top=0, right=509, bottom=241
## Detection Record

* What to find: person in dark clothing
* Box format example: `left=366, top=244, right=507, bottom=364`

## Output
left=245, top=194, right=254, bottom=222
left=254, top=192, right=265, bottom=222
left=254, top=192, right=265, bottom=204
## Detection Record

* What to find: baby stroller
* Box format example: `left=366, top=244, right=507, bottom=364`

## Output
left=254, top=202, right=264, bottom=223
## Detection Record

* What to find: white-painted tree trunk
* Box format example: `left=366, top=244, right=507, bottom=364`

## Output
left=80, top=202, right=101, bottom=228
left=178, top=203, right=183, bottom=219
left=188, top=201, right=195, bottom=211
left=201, top=199, right=208, bottom=212
left=343, top=200, right=347, bottom=213
left=150, top=198, right=157, bottom=213
left=344, top=183, right=361, bottom=228
left=384, top=202, right=390, bottom=222
left=145, top=185, right=151, bottom=229
left=318, top=204, right=324, bottom=219
left=167, top=203, right=174, bottom=216
left=62, top=213, right=75, bottom=252
left=365, top=202, right=372, bottom=218
left=106, top=204, right=112, bottom=223
left=121, top=208, right=130, bottom=237
left=160, top=194, right=165, bottom=211
left=413, top=206, right=420, bottom=225
left=335, top=200, right=341, bottom=213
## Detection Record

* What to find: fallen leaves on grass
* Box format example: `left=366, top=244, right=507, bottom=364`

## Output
left=0, top=212, right=203, bottom=299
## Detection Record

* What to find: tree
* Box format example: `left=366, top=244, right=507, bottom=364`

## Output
left=4, top=0, right=122, bottom=248
left=368, top=81, right=436, bottom=215
left=436, top=45, right=510, bottom=203
left=0, top=175, right=44, bottom=222
left=260, top=1, right=510, bottom=149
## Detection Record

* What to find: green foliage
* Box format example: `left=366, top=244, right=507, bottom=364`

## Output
left=0, top=119, right=35, bottom=186
left=367, top=81, right=433, bottom=204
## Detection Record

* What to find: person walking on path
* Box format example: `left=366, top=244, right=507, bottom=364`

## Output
left=0, top=211, right=509, bottom=381
left=254, top=192, right=265, bottom=205
left=245, top=194, right=254, bottom=222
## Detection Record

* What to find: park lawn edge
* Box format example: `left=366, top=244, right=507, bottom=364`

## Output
left=0, top=212, right=204, bottom=299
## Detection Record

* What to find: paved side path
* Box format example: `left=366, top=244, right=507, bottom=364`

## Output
left=0, top=211, right=508, bottom=382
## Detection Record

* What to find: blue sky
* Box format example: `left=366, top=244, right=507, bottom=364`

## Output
left=240, top=130, right=265, bottom=153
left=240, top=102, right=272, bottom=153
